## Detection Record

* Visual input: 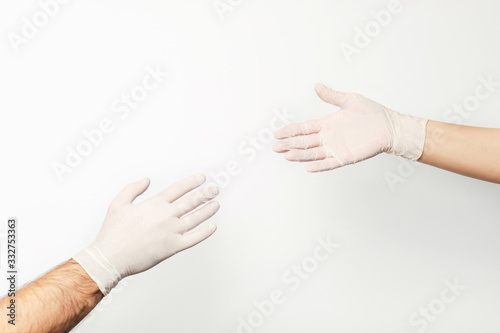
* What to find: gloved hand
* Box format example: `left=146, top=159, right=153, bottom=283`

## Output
left=73, top=174, right=219, bottom=295
left=273, top=83, right=428, bottom=172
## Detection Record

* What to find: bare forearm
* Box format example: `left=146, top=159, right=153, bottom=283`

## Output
left=418, top=120, right=500, bottom=183
left=0, top=259, right=103, bottom=333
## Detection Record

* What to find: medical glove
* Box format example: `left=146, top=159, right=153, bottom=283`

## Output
left=273, top=83, right=428, bottom=172
left=73, top=174, right=219, bottom=295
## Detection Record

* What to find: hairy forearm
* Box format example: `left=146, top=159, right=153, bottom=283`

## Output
left=418, top=120, right=500, bottom=183
left=0, top=259, right=103, bottom=333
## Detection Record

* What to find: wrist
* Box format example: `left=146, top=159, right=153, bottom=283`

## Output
left=72, top=243, right=122, bottom=296
left=386, top=110, right=428, bottom=160
left=67, top=259, right=103, bottom=297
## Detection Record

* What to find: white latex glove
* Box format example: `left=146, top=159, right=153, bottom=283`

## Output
left=73, top=174, right=219, bottom=295
left=273, top=83, right=428, bottom=172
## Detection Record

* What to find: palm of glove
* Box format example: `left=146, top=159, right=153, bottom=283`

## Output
left=274, top=87, right=396, bottom=172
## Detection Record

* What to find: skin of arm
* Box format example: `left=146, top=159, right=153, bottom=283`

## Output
left=419, top=120, right=500, bottom=183
left=0, top=259, right=103, bottom=333
left=274, top=84, right=500, bottom=184
left=0, top=175, right=219, bottom=333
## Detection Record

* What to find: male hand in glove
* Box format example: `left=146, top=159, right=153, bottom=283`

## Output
left=274, top=83, right=500, bottom=184
left=0, top=174, right=219, bottom=333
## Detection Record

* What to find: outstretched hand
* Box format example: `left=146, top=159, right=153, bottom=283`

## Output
left=273, top=83, right=427, bottom=172
left=74, top=174, right=220, bottom=295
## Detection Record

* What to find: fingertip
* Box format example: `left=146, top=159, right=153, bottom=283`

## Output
left=212, top=200, right=221, bottom=211
left=315, top=82, right=327, bottom=93
left=195, top=174, right=206, bottom=184
left=284, top=150, right=297, bottom=161
left=204, top=201, right=220, bottom=222
left=306, top=164, right=319, bottom=173
left=208, top=222, right=217, bottom=234
left=117, top=177, right=151, bottom=203
left=206, top=185, right=219, bottom=198
left=273, top=141, right=285, bottom=153
left=180, top=222, right=218, bottom=251
left=315, top=82, right=330, bottom=100
left=141, top=177, right=152, bottom=190
left=274, top=130, right=286, bottom=140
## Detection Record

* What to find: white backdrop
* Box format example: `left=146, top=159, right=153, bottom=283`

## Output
left=1, top=0, right=500, bottom=332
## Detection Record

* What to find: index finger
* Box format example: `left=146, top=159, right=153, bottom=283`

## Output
left=156, top=174, right=206, bottom=203
left=274, top=119, right=322, bottom=139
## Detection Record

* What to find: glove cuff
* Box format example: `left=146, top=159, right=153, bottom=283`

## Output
left=72, top=244, right=121, bottom=296
left=387, top=111, right=428, bottom=161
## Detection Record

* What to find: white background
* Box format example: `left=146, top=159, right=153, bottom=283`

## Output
left=1, top=0, right=500, bottom=332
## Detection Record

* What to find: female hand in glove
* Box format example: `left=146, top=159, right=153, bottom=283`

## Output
left=274, top=83, right=500, bottom=184
left=273, top=83, right=428, bottom=173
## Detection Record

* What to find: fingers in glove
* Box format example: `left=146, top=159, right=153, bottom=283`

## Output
left=179, top=201, right=220, bottom=234
left=179, top=223, right=217, bottom=252
left=275, top=119, right=322, bottom=139
left=157, top=174, right=206, bottom=203
left=315, top=83, right=350, bottom=108
left=285, top=146, right=329, bottom=162
left=114, top=177, right=151, bottom=204
left=171, top=185, right=219, bottom=217
left=306, top=157, right=343, bottom=173
left=273, top=134, right=323, bottom=153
